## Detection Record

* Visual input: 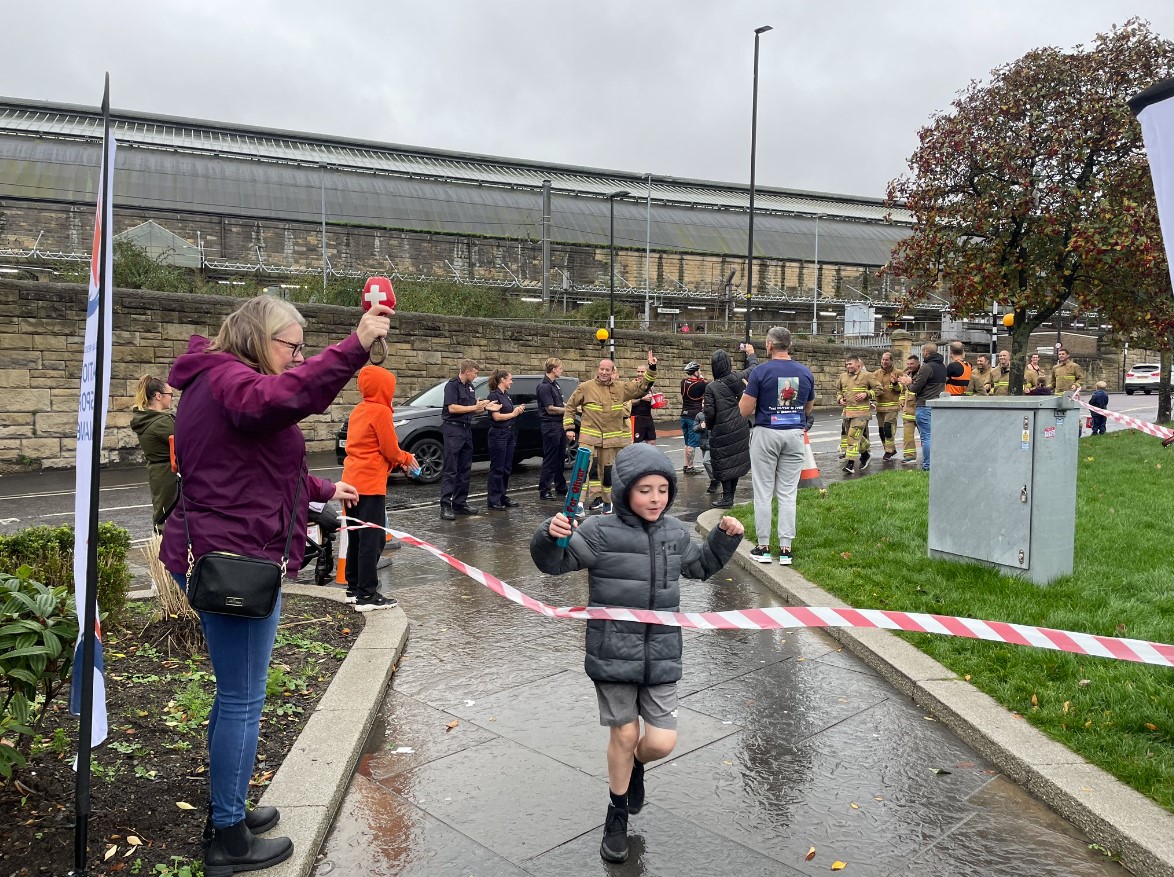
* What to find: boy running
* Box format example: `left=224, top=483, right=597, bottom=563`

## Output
left=530, top=443, right=744, bottom=862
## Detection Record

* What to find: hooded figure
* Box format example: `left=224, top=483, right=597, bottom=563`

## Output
left=530, top=443, right=740, bottom=685
left=341, top=365, right=413, bottom=493
left=702, top=349, right=754, bottom=500
left=340, top=365, right=415, bottom=609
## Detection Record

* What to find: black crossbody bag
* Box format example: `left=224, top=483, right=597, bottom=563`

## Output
left=180, top=475, right=301, bottom=618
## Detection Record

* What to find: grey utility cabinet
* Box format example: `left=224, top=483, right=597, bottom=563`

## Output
left=926, top=396, right=1079, bottom=585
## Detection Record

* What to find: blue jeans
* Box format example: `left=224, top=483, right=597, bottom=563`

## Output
left=172, top=573, right=281, bottom=828
left=914, top=407, right=932, bottom=470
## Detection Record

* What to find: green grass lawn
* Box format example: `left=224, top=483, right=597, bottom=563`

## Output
left=731, top=430, right=1174, bottom=812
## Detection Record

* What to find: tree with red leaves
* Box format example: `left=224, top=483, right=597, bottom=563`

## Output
left=886, top=19, right=1174, bottom=394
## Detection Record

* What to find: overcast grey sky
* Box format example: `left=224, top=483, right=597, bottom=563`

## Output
left=6, top=1, right=1173, bottom=199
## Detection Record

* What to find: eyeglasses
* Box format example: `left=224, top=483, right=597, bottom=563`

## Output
left=272, top=338, right=306, bottom=357
left=159, top=392, right=174, bottom=398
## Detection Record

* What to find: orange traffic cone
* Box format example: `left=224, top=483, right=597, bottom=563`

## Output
left=800, top=430, right=825, bottom=492
left=335, top=520, right=349, bottom=584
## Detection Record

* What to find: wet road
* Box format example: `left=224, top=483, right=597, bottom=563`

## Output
left=1, top=393, right=1155, bottom=545
left=311, top=453, right=1128, bottom=875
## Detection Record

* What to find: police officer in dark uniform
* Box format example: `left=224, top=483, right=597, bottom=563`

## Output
left=536, top=356, right=568, bottom=500
left=439, top=359, right=500, bottom=520
left=486, top=369, right=524, bottom=510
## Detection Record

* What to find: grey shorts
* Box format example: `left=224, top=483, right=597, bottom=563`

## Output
left=594, top=681, right=679, bottom=729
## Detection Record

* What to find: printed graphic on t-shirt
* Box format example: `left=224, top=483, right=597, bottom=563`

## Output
left=771, top=377, right=804, bottom=427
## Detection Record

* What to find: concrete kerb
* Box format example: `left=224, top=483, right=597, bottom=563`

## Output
left=695, top=508, right=1174, bottom=877
left=257, top=584, right=409, bottom=877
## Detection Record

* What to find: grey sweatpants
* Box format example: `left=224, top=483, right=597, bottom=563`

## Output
left=749, top=427, right=805, bottom=549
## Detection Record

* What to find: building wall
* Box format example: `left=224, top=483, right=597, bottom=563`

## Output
left=0, top=280, right=1117, bottom=472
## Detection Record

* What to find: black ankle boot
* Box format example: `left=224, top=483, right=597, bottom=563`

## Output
left=203, top=805, right=280, bottom=843
left=204, top=820, right=292, bottom=877
left=599, top=802, right=629, bottom=863
left=440, top=501, right=456, bottom=521
left=706, top=479, right=720, bottom=493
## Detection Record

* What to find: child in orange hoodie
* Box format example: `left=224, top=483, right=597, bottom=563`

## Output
left=340, top=365, right=417, bottom=611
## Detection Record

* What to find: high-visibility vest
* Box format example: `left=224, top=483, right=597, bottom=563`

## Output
left=945, top=361, right=972, bottom=396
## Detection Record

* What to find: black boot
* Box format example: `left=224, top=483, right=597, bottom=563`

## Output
left=711, top=493, right=734, bottom=509
left=203, top=805, right=280, bottom=844
left=627, top=757, right=646, bottom=814
left=599, top=800, right=629, bottom=863
left=706, top=479, right=720, bottom=494
left=204, top=820, right=292, bottom=877
left=440, top=501, right=456, bottom=521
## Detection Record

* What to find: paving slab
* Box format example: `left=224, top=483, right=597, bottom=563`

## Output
left=378, top=736, right=608, bottom=861
left=315, top=773, right=529, bottom=877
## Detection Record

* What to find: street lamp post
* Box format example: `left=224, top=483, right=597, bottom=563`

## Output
left=810, top=213, right=823, bottom=336
left=608, top=189, right=630, bottom=359
left=744, top=24, right=772, bottom=344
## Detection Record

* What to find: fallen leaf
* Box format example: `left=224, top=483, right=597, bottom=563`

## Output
left=127, top=836, right=142, bottom=846
left=963, top=674, right=971, bottom=681
left=839, top=551, right=852, bottom=559
left=1084, top=720, right=1093, bottom=728
left=1079, top=679, right=1091, bottom=687
left=1031, top=693, right=1038, bottom=707
left=104, top=845, right=118, bottom=861
left=1145, top=723, right=1159, bottom=731
left=1116, top=623, right=1127, bottom=635
left=341, top=628, right=351, bottom=635
left=931, top=768, right=951, bottom=775
left=1063, top=701, right=1070, bottom=714
left=831, top=862, right=847, bottom=871
left=806, top=846, right=817, bottom=861
left=176, top=801, right=196, bottom=810
left=445, top=720, right=460, bottom=732
left=849, top=802, right=859, bottom=809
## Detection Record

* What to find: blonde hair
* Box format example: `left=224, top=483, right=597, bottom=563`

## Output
left=207, top=295, right=306, bottom=375
left=134, top=374, right=167, bottom=409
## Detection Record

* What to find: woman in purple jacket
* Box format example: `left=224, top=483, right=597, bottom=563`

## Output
left=160, top=295, right=390, bottom=874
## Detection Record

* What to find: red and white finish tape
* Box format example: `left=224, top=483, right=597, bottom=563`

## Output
left=339, top=517, right=1174, bottom=669
left=1071, top=388, right=1174, bottom=443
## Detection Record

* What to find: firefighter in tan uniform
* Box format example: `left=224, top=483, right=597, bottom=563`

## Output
left=968, top=354, right=993, bottom=395
left=563, top=351, right=657, bottom=514
left=871, top=351, right=904, bottom=460
left=989, top=350, right=1012, bottom=396
left=1051, top=348, right=1085, bottom=396
left=837, top=354, right=879, bottom=474
left=1023, top=353, right=1043, bottom=394
left=901, top=353, right=920, bottom=463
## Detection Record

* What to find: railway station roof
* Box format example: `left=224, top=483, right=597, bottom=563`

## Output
left=0, top=98, right=910, bottom=266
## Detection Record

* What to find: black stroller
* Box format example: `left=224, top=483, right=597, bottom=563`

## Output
left=301, top=501, right=341, bottom=586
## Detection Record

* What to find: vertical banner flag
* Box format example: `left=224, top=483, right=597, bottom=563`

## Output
left=68, top=126, right=118, bottom=748
left=1128, top=77, right=1174, bottom=296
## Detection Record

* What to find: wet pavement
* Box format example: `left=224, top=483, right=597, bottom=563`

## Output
left=312, top=455, right=1127, bottom=877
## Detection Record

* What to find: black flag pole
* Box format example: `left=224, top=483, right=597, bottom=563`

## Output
left=72, top=72, right=111, bottom=877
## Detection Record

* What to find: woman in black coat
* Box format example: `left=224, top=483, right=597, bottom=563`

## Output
left=702, top=349, right=754, bottom=508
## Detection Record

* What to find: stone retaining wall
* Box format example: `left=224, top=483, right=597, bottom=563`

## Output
left=0, top=280, right=1116, bottom=472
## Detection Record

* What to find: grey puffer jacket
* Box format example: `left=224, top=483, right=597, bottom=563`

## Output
left=530, top=443, right=742, bottom=685
left=702, top=349, right=754, bottom=482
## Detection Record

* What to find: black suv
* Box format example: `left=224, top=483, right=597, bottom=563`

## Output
left=335, top=374, right=580, bottom=483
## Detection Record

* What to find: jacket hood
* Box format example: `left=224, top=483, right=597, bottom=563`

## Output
left=168, top=335, right=246, bottom=390
left=130, top=408, right=173, bottom=436
left=611, top=443, right=677, bottom=524
left=924, top=352, right=945, bottom=364
left=357, top=365, right=396, bottom=406
left=711, top=349, right=733, bottom=380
